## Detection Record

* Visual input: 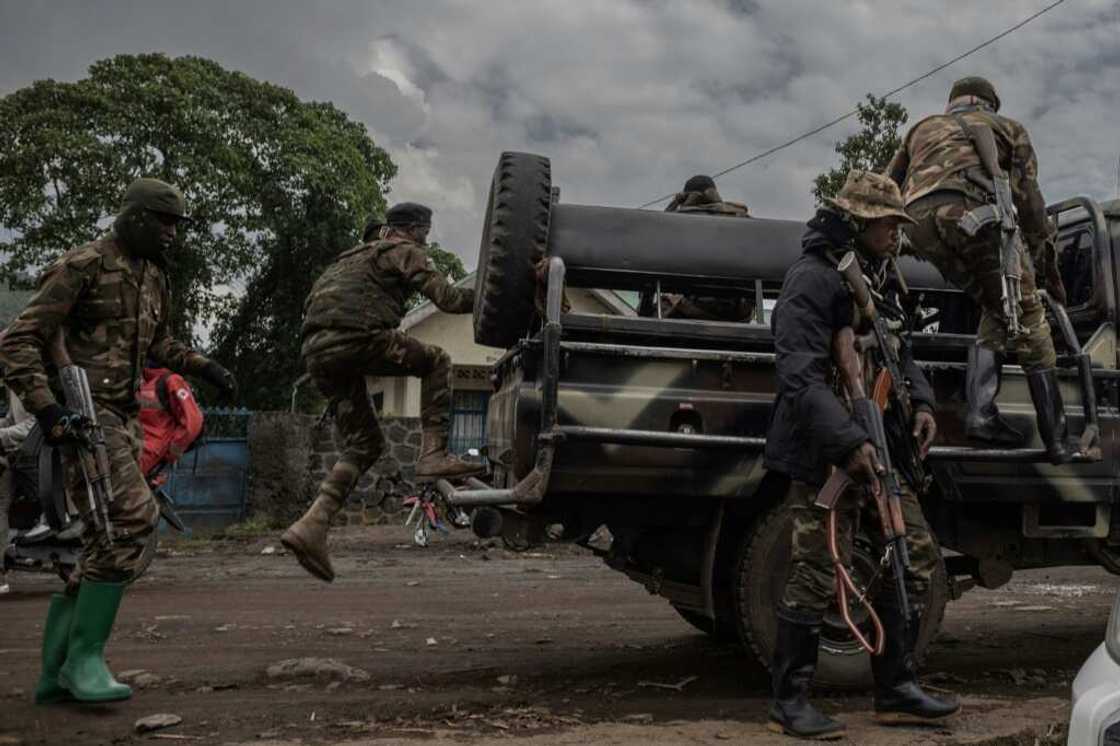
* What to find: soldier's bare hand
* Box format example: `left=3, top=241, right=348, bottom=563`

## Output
left=845, top=441, right=883, bottom=495
left=912, top=409, right=937, bottom=458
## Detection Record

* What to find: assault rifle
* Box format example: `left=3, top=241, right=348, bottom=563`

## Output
left=49, top=330, right=114, bottom=542
left=821, top=252, right=920, bottom=625
left=837, top=252, right=926, bottom=490
left=954, top=116, right=1024, bottom=338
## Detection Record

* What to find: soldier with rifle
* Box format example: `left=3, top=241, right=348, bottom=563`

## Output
left=0, top=178, right=237, bottom=705
left=886, top=76, right=1075, bottom=464
left=764, top=171, right=958, bottom=739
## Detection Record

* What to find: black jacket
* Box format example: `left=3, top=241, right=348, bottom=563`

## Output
left=763, top=211, right=935, bottom=487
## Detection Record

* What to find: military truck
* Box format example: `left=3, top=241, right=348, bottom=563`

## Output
left=438, top=151, right=1118, bottom=688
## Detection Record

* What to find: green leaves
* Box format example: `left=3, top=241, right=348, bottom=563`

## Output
left=812, top=95, right=908, bottom=205
left=0, top=53, right=396, bottom=408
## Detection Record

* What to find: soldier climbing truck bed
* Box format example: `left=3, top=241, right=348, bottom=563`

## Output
left=439, top=151, right=1120, bottom=689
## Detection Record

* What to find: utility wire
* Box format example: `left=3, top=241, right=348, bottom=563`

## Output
left=638, top=0, right=1068, bottom=208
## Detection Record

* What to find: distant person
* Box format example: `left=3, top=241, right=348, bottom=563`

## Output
left=638, top=175, right=755, bottom=321
left=282, top=202, right=483, bottom=583
left=0, top=382, right=36, bottom=595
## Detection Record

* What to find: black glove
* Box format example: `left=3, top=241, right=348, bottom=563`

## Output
left=200, top=360, right=238, bottom=402
left=35, top=403, right=86, bottom=445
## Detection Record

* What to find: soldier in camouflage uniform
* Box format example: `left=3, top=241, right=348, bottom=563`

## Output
left=281, top=202, right=483, bottom=583
left=638, top=175, right=755, bottom=321
left=886, top=76, right=1074, bottom=463
left=764, top=172, right=958, bottom=739
left=0, top=178, right=237, bottom=705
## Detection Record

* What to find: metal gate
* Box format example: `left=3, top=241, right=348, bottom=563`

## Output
left=161, top=408, right=250, bottom=534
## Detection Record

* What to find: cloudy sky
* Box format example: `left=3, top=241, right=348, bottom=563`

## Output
left=1, top=0, right=1118, bottom=270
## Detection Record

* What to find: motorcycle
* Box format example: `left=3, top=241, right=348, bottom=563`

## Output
left=2, top=424, right=186, bottom=583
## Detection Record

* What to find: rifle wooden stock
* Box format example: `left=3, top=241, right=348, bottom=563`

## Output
left=871, top=369, right=892, bottom=411
left=831, top=327, right=866, bottom=400
left=837, top=252, right=877, bottom=323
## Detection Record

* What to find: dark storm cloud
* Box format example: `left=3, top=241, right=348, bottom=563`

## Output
left=1, top=0, right=1118, bottom=266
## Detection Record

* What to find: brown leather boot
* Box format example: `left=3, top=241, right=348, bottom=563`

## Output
left=280, top=495, right=343, bottom=583
left=415, top=429, right=486, bottom=480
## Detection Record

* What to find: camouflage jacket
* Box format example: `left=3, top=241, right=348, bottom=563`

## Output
left=0, top=235, right=210, bottom=416
left=301, top=238, right=473, bottom=356
left=885, top=106, right=1053, bottom=252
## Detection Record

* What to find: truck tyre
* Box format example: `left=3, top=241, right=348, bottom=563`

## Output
left=473, top=152, right=553, bottom=348
left=734, top=497, right=948, bottom=690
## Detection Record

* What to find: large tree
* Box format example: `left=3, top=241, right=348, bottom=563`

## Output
left=812, top=94, right=908, bottom=204
left=0, top=53, right=395, bottom=407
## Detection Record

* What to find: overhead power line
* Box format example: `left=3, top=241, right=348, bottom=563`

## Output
left=638, top=0, right=1068, bottom=208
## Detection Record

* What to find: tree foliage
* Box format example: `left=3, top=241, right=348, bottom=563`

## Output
left=812, top=95, right=908, bottom=204
left=0, top=53, right=395, bottom=408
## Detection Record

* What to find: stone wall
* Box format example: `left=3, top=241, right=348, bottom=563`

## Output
left=246, top=412, right=422, bottom=527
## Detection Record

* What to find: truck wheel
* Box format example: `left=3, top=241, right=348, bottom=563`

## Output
left=735, top=497, right=948, bottom=690
left=473, top=152, right=552, bottom=348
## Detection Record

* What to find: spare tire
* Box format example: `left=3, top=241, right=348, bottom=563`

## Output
left=473, top=152, right=552, bottom=348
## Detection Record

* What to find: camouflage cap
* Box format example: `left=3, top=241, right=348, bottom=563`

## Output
left=386, top=202, right=433, bottom=227
left=949, top=76, right=1000, bottom=112
left=121, top=178, right=187, bottom=219
left=825, top=170, right=915, bottom=224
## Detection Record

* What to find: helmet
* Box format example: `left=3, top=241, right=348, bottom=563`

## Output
left=121, top=178, right=187, bottom=219
left=825, top=170, right=914, bottom=224
left=948, top=76, right=1000, bottom=112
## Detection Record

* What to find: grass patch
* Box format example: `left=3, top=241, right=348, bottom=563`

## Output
left=221, top=513, right=279, bottom=539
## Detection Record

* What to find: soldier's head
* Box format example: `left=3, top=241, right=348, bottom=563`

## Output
left=384, top=202, right=433, bottom=244
left=948, top=75, right=1000, bottom=112
left=825, top=170, right=914, bottom=259
left=682, top=174, right=721, bottom=204
left=114, top=177, right=188, bottom=260
left=362, top=216, right=385, bottom=243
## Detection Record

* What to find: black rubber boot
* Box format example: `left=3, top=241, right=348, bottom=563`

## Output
left=965, top=345, right=1025, bottom=446
left=767, top=613, right=845, bottom=740
left=1026, top=368, right=1077, bottom=465
left=872, top=603, right=959, bottom=724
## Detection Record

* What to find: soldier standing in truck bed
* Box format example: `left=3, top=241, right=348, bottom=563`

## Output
left=765, top=171, right=958, bottom=739
left=0, top=178, right=237, bottom=705
left=281, top=202, right=483, bottom=583
left=885, top=76, right=1074, bottom=464
left=638, top=175, right=755, bottom=321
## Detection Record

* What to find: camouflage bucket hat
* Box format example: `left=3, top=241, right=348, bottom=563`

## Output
left=121, top=177, right=187, bottom=219
left=825, top=170, right=915, bottom=224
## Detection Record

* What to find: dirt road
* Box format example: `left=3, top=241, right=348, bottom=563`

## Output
left=0, top=525, right=1112, bottom=745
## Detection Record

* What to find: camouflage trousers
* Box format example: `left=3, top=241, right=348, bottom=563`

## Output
left=906, top=194, right=1056, bottom=371
left=780, top=478, right=938, bottom=619
left=305, top=330, right=452, bottom=507
left=65, top=408, right=159, bottom=584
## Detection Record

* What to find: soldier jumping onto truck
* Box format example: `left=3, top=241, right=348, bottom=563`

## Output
left=281, top=202, right=484, bottom=583
left=886, top=76, right=1076, bottom=463
left=638, top=174, right=755, bottom=321
left=765, top=171, right=958, bottom=739
left=0, top=178, right=238, bottom=705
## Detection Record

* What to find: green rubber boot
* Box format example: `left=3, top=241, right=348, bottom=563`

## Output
left=57, top=581, right=132, bottom=703
left=33, top=593, right=77, bottom=704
